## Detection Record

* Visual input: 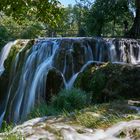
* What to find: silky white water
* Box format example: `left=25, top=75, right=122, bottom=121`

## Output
left=0, top=41, right=17, bottom=76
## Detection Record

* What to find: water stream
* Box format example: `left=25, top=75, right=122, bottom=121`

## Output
left=0, top=41, right=17, bottom=76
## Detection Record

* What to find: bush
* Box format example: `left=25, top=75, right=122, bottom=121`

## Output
left=20, top=23, right=45, bottom=39
left=28, top=88, right=90, bottom=119
left=51, top=88, right=89, bottom=112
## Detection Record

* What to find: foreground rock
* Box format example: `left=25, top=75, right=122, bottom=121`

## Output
left=0, top=117, right=140, bottom=140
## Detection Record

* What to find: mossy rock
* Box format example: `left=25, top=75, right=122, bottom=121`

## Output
left=75, top=63, right=140, bottom=103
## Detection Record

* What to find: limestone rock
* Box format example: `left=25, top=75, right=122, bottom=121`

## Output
left=0, top=117, right=140, bottom=140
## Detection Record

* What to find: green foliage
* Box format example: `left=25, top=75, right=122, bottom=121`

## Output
left=85, top=0, right=134, bottom=36
left=75, top=63, right=140, bottom=103
left=1, top=134, right=24, bottom=140
left=51, top=88, right=89, bottom=112
left=20, top=23, right=45, bottom=39
left=0, top=27, right=8, bottom=50
left=0, top=16, right=46, bottom=49
left=28, top=88, right=89, bottom=119
left=0, top=0, right=63, bottom=28
left=0, top=121, right=23, bottom=140
left=73, top=101, right=139, bottom=129
left=28, top=102, right=49, bottom=119
left=0, top=121, right=13, bottom=133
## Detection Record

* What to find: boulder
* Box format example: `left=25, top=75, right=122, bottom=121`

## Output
left=45, top=68, right=64, bottom=101
left=75, top=63, right=140, bottom=103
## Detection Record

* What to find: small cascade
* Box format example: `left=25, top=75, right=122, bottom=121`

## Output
left=66, top=61, right=102, bottom=89
left=0, top=37, right=140, bottom=125
left=109, top=41, right=117, bottom=62
left=0, top=41, right=17, bottom=76
left=66, top=73, right=79, bottom=89
left=0, top=111, right=5, bottom=127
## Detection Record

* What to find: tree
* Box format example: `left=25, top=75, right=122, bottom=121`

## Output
left=85, top=0, right=133, bottom=36
left=0, top=0, right=63, bottom=28
left=128, top=0, right=140, bottom=38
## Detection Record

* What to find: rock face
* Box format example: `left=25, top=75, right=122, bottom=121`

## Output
left=45, top=68, right=64, bottom=102
left=75, top=63, right=140, bottom=103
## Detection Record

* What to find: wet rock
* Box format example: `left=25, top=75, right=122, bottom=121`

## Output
left=75, top=63, right=140, bottom=103
left=128, top=100, right=140, bottom=107
left=45, top=68, right=64, bottom=101
left=0, top=117, right=140, bottom=140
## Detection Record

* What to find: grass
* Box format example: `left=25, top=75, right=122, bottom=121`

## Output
left=0, top=121, right=24, bottom=140
left=67, top=101, right=140, bottom=129
left=28, top=88, right=89, bottom=119
left=0, top=133, right=24, bottom=140
left=28, top=90, right=140, bottom=130
left=0, top=121, right=13, bottom=133
left=51, top=88, right=89, bottom=112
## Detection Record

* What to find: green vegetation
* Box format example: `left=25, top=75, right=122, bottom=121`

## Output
left=51, top=88, right=89, bottom=112
left=28, top=88, right=139, bottom=130
left=29, top=98, right=140, bottom=130
left=0, top=121, right=24, bottom=140
left=72, top=101, right=139, bottom=129
left=75, top=63, right=140, bottom=103
left=0, top=0, right=139, bottom=47
left=0, top=134, right=24, bottom=140
left=28, top=88, right=89, bottom=119
left=0, top=121, right=13, bottom=133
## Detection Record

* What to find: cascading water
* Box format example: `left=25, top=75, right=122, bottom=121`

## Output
left=0, top=37, right=140, bottom=125
left=0, top=41, right=17, bottom=76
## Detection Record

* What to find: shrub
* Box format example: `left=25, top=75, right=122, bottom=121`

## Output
left=51, top=88, right=89, bottom=112
left=28, top=102, right=59, bottom=119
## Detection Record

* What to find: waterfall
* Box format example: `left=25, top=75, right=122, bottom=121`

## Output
left=5, top=39, right=60, bottom=122
left=0, top=37, right=140, bottom=124
left=0, top=41, right=17, bottom=76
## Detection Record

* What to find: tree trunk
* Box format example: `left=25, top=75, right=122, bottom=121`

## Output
left=128, top=0, right=140, bottom=38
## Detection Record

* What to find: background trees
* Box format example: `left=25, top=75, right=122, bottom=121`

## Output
left=128, top=0, right=140, bottom=38
left=84, top=0, right=134, bottom=37
left=0, top=0, right=63, bottom=48
left=0, top=0, right=139, bottom=41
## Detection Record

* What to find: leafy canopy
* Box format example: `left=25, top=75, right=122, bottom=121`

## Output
left=0, top=0, right=63, bottom=27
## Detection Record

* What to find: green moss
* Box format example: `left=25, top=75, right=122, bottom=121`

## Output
left=75, top=63, right=140, bottom=103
